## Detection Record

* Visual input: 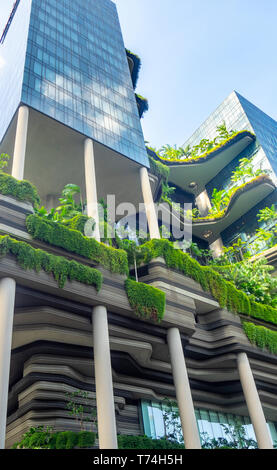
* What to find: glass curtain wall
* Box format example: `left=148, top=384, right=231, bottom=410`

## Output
left=141, top=400, right=277, bottom=447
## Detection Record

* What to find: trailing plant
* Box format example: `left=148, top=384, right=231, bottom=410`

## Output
left=125, top=278, right=166, bottom=322
left=26, top=214, right=129, bottom=275
left=117, top=435, right=184, bottom=449
left=129, top=238, right=277, bottom=325
left=148, top=154, right=170, bottom=184
left=0, top=234, right=103, bottom=290
left=243, top=322, right=277, bottom=355
left=0, top=170, right=40, bottom=207
left=135, top=93, right=149, bottom=118
left=12, top=427, right=96, bottom=449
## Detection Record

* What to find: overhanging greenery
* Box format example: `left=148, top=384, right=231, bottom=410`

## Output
left=192, top=175, right=274, bottom=222
left=125, top=278, right=166, bottom=322
left=154, top=130, right=255, bottom=165
left=126, top=49, right=141, bottom=89
left=0, top=171, right=40, bottom=207
left=243, top=321, right=277, bottom=354
left=148, top=154, right=170, bottom=184
left=132, top=239, right=277, bottom=325
left=135, top=93, right=149, bottom=118
left=0, top=234, right=103, bottom=290
left=26, top=214, right=129, bottom=275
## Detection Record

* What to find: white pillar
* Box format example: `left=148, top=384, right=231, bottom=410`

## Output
left=140, top=167, right=160, bottom=240
left=167, top=327, right=201, bottom=449
left=0, top=278, right=16, bottom=449
left=195, top=188, right=212, bottom=216
left=209, top=237, right=224, bottom=258
left=92, top=305, right=118, bottom=449
left=84, top=138, right=100, bottom=242
left=237, top=352, right=273, bottom=449
left=12, top=106, right=29, bottom=180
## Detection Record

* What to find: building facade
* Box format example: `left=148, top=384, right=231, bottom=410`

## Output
left=182, top=91, right=277, bottom=256
left=0, top=1, right=277, bottom=451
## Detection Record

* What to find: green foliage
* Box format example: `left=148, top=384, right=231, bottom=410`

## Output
left=66, top=390, right=97, bottom=433
left=0, top=234, right=103, bottom=290
left=0, top=170, right=40, bottom=207
left=125, top=278, right=166, bottom=322
left=117, top=435, right=184, bottom=449
left=195, top=175, right=272, bottom=222
left=26, top=214, right=129, bottom=275
left=212, top=258, right=277, bottom=307
left=257, top=204, right=277, bottom=224
left=156, top=125, right=247, bottom=163
left=130, top=238, right=277, bottom=325
left=0, top=153, right=10, bottom=170
left=243, top=322, right=277, bottom=354
left=63, top=214, right=92, bottom=235
left=13, top=427, right=96, bottom=449
left=148, top=155, right=170, bottom=184
left=201, top=419, right=257, bottom=449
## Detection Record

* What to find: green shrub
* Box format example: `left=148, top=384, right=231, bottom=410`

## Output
left=134, top=239, right=277, bottom=326
left=125, top=278, right=166, bottom=322
left=77, top=431, right=96, bottom=448
left=0, top=234, right=103, bottom=290
left=243, top=322, right=277, bottom=354
left=117, top=435, right=184, bottom=449
left=63, top=214, right=91, bottom=234
left=26, top=214, right=129, bottom=275
left=0, top=171, right=40, bottom=207
left=13, top=429, right=96, bottom=449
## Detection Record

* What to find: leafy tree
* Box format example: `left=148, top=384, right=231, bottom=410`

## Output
left=201, top=419, right=258, bottom=449
left=66, top=390, right=97, bottom=433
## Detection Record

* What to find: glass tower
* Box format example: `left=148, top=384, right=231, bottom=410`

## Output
left=0, top=0, right=149, bottom=167
left=183, top=91, right=277, bottom=179
left=183, top=91, right=277, bottom=250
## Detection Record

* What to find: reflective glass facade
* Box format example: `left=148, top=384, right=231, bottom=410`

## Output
left=183, top=91, right=277, bottom=251
left=183, top=91, right=277, bottom=182
left=1, top=0, right=149, bottom=167
left=0, top=0, right=32, bottom=143
left=141, top=400, right=277, bottom=446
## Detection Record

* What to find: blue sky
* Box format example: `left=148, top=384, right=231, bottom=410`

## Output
left=1, top=0, right=277, bottom=150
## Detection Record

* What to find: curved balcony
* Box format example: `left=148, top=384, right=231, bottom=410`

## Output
left=191, top=175, right=276, bottom=243
left=154, top=131, right=255, bottom=194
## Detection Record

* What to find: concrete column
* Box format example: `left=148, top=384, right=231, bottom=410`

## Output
left=12, top=106, right=29, bottom=180
left=209, top=237, right=224, bottom=258
left=195, top=188, right=212, bottom=216
left=84, top=138, right=100, bottom=242
left=0, top=278, right=16, bottom=449
left=140, top=167, right=160, bottom=240
left=167, top=327, right=201, bottom=449
left=92, top=305, right=118, bottom=449
left=237, top=352, right=273, bottom=449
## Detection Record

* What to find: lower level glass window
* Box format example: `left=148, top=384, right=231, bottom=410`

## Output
left=141, top=400, right=277, bottom=447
